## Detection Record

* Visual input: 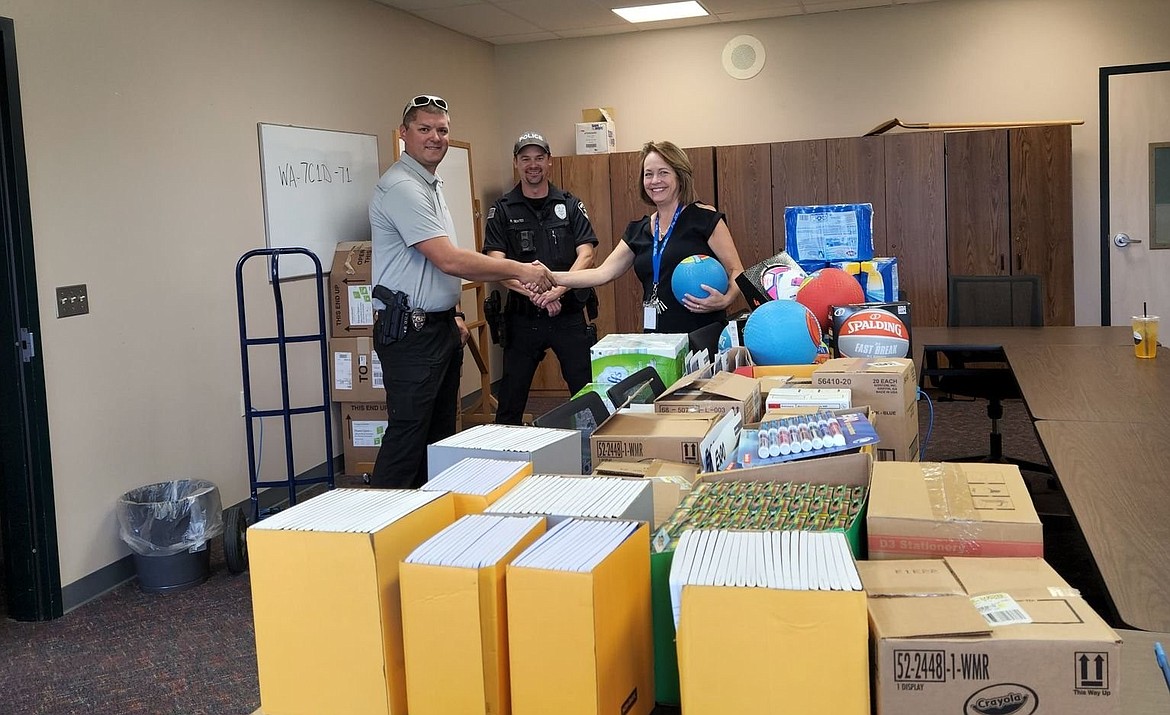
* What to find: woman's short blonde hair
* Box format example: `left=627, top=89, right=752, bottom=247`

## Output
left=638, top=140, right=695, bottom=206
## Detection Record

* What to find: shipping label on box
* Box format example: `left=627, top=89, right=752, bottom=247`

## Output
left=329, top=241, right=373, bottom=337
left=341, top=402, right=387, bottom=475
left=655, top=369, right=762, bottom=423
left=331, top=337, right=383, bottom=403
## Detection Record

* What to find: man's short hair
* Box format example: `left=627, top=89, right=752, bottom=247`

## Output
left=401, top=94, right=449, bottom=127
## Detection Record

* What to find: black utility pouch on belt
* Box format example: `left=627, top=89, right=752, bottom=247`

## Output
left=372, top=285, right=410, bottom=347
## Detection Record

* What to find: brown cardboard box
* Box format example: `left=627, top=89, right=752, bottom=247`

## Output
left=859, top=557, right=1121, bottom=715
left=594, top=459, right=701, bottom=528
left=813, top=357, right=919, bottom=461
left=329, top=241, right=374, bottom=338
left=330, top=337, right=382, bottom=403
left=590, top=412, right=717, bottom=466
left=867, top=462, right=1043, bottom=559
left=654, top=369, right=762, bottom=423
left=341, top=402, right=386, bottom=475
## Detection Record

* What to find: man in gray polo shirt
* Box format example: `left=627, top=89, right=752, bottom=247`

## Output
left=368, top=94, right=553, bottom=489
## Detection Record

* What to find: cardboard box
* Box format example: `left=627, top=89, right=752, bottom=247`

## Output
left=867, top=461, right=1043, bottom=559
left=813, top=357, right=919, bottom=461
left=830, top=257, right=900, bottom=303
left=507, top=522, right=654, bottom=715
left=329, top=240, right=374, bottom=338
left=419, top=458, right=533, bottom=518
left=342, top=401, right=387, bottom=476
left=249, top=489, right=456, bottom=715
left=427, top=424, right=581, bottom=479
left=594, top=459, right=701, bottom=529
left=860, top=557, right=1121, bottom=715
left=590, top=412, right=717, bottom=466
left=331, top=336, right=383, bottom=403
left=734, top=363, right=820, bottom=380
left=783, top=203, right=875, bottom=263
left=765, top=386, right=851, bottom=410
left=399, top=517, right=547, bottom=715
left=575, top=107, right=616, bottom=155
left=654, top=369, right=762, bottom=423
left=648, top=452, right=873, bottom=705
left=591, top=332, right=689, bottom=389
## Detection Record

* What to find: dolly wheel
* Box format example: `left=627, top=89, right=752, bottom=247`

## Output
left=224, top=506, right=249, bottom=574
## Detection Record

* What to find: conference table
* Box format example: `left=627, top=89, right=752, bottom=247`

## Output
left=916, top=326, right=1170, bottom=632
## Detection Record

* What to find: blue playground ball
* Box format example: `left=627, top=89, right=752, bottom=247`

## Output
left=671, top=255, right=729, bottom=304
left=717, top=324, right=736, bottom=352
left=743, top=299, right=822, bottom=365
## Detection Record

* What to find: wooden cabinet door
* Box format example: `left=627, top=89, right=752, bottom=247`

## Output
left=771, top=139, right=829, bottom=255
left=885, top=132, right=948, bottom=326
left=945, top=129, right=1010, bottom=276
left=1010, top=125, right=1074, bottom=325
left=826, top=136, right=887, bottom=254
left=715, top=143, right=772, bottom=314
left=608, top=151, right=648, bottom=334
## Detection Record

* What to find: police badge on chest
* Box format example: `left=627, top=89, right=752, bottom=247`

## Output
left=554, top=203, right=567, bottom=220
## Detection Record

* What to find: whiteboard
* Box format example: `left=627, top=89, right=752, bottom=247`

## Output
left=258, top=123, right=379, bottom=279
left=395, top=136, right=481, bottom=256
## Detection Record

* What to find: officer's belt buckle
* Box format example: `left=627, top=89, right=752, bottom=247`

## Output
left=410, top=308, right=426, bottom=332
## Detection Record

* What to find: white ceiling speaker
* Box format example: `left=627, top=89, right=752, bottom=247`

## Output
left=722, top=34, right=765, bottom=80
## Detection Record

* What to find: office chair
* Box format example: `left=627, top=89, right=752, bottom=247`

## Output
left=925, top=275, right=1050, bottom=473
left=605, top=365, right=667, bottom=410
left=533, top=391, right=611, bottom=473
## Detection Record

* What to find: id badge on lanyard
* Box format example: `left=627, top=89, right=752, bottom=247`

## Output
left=643, top=205, right=683, bottom=331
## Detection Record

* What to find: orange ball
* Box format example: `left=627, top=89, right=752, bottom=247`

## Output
left=795, top=267, right=865, bottom=330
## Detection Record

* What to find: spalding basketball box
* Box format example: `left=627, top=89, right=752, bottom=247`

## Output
left=829, top=301, right=912, bottom=359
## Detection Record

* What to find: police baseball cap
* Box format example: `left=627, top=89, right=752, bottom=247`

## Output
left=514, top=132, right=550, bottom=156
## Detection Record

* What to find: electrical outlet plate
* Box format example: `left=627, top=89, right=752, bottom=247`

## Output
left=56, top=284, right=89, bottom=318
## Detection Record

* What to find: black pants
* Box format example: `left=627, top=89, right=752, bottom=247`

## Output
left=495, top=310, right=593, bottom=425
left=371, top=315, right=463, bottom=489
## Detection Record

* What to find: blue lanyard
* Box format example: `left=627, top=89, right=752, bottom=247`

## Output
left=651, top=204, right=684, bottom=285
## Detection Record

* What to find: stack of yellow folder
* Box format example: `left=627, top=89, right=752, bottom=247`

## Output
left=420, top=457, right=532, bottom=517
left=507, top=519, right=655, bottom=715
left=249, top=489, right=455, bottom=715
left=400, top=513, right=547, bottom=715
left=671, top=530, right=869, bottom=715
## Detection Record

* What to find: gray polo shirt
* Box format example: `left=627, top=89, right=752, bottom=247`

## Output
left=368, top=152, right=460, bottom=311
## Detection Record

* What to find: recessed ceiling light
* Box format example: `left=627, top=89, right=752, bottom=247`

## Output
left=612, top=1, right=708, bottom=24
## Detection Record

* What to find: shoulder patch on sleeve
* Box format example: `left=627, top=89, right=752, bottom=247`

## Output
left=578, top=201, right=589, bottom=220
left=486, top=206, right=496, bottom=219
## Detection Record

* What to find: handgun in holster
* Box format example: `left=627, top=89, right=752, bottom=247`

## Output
left=372, top=285, right=410, bottom=347
left=581, top=288, right=599, bottom=346
left=484, top=289, right=507, bottom=348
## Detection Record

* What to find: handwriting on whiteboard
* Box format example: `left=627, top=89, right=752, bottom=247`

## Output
left=276, top=162, right=355, bottom=188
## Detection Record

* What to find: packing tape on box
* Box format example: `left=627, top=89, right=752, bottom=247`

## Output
left=921, top=464, right=986, bottom=552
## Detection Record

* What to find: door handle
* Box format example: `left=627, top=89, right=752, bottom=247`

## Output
left=1113, top=233, right=1143, bottom=248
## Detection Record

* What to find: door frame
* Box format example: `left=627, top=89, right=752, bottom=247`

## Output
left=0, top=16, right=62, bottom=620
left=1099, top=61, right=1170, bottom=325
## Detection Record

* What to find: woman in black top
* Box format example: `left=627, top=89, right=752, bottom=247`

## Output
left=546, top=140, right=745, bottom=334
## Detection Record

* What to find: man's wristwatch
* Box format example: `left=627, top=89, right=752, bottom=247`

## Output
left=454, top=311, right=466, bottom=320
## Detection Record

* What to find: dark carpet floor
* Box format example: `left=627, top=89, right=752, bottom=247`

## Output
left=0, top=390, right=1117, bottom=714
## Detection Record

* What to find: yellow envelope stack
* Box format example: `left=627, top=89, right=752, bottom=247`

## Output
left=506, top=519, right=655, bottom=715
left=673, top=530, right=869, bottom=715
left=420, top=457, right=533, bottom=518
left=248, top=489, right=456, bottom=715
left=399, top=514, right=548, bottom=715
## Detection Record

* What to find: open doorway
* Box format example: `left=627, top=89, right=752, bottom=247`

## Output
left=0, top=16, right=62, bottom=621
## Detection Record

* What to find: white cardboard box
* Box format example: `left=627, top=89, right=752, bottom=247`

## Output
left=427, top=424, right=581, bottom=479
left=575, top=108, right=616, bottom=155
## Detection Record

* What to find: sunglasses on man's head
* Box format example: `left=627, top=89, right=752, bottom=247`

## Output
left=402, top=95, right=448, bottom=120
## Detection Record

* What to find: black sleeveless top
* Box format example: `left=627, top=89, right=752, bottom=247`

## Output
left=622, top=203, right=729, bottom=334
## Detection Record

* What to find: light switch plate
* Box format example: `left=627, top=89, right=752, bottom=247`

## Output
left=56, top=284, right=89, bottom=318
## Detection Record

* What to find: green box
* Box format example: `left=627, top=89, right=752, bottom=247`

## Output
left=647, top=451, right=872, bottom=705
left=590, top=333, right=689, bottom=390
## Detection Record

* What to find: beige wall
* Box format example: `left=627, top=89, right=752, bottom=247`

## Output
left=494, top=0, right=1170, bottom=328
left=0, top=0, right=502, bottom=587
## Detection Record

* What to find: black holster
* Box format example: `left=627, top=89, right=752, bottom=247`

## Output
left=372, top=285, right=410, bottom=347
left=484, top=289, right=508, bottom=348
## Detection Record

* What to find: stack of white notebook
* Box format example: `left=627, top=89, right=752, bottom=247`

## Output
left=668, top=530, right=863, bottom=627
left=511, top=518, right=641, bottom=573
left=405, top=514, right=545, bottom=568
left=428, top=424, right=581, bottom=477
left=250, top=488, right=446, bottom=533
left=486, top=474, right=653, bottom=524
left=421, top=458, right=528, bottom=495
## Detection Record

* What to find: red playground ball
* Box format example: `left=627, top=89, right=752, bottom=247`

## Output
left=671, top=255, right=729, bottom=303
left=795, top=267, right=865, bottom=329
left=743, top=300, right=822, bottom=365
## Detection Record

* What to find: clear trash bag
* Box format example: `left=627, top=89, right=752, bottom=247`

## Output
left=116, top=479, right=224, bottom=556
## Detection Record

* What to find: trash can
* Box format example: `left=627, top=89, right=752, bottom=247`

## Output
left=117, top=479, right=224, bottom=593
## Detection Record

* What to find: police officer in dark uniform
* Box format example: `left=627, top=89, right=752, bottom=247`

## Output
left=483, top=132, right=598, bottom=425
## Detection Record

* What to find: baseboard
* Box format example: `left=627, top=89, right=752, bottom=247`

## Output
left=62, top=456, right=344, bottom=613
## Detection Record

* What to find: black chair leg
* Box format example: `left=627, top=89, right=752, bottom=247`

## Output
left=944, top=399, right=1052, bottom=475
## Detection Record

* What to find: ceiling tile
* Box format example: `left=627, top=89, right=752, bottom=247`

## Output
left=800, top=0, right=893, bottom=11
left=554, top=24, right=642, bottom=39
left=493, top=0, right=622, bottom=31
left=371, top=0, right=481, bottom=11
left=714, top=7, right=805, bottom=21
left=702, top=0, right=803, bottom=11
left=416, top=3, right=545, bottom=37
left=484, top=31, right=563, bottom=44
